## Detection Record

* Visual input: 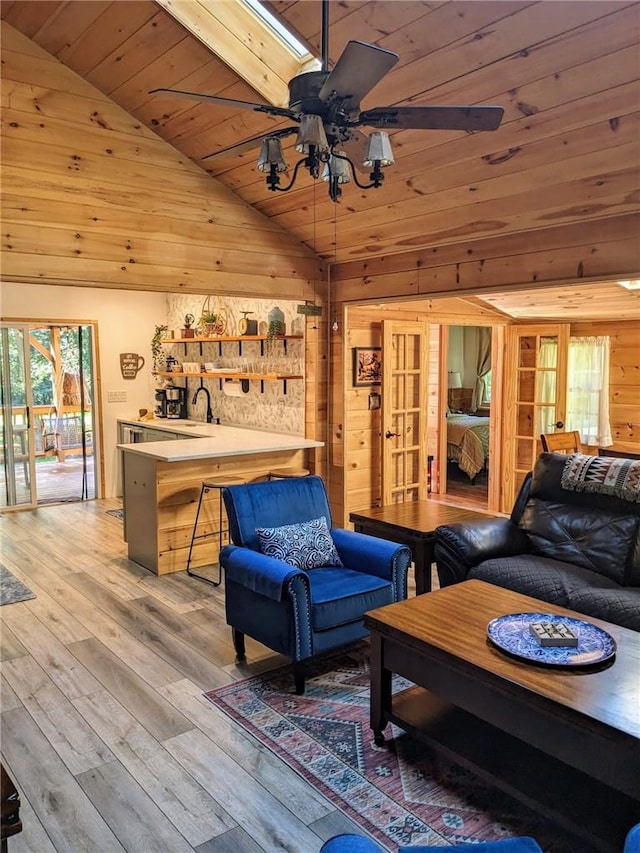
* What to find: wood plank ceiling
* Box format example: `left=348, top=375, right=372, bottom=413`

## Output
left=1, top=0, right=639, bottom=270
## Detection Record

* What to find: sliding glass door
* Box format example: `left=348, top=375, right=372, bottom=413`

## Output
left=0, top=326, right=36, bottom=507
left=0, top=322, right=97, bottom=509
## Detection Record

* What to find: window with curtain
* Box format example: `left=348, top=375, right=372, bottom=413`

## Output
left=566, top=336, right=612, bottom=447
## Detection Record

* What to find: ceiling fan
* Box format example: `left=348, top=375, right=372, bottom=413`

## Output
left=151, top=0, right=504, bottom=201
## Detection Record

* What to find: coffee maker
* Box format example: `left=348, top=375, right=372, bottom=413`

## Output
left=154, top=388, right=168, bottom=418
left=165, top=384, right=187, bottom=419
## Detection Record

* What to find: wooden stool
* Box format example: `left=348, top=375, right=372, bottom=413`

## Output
left=185, top=475, right=247, bottom=586
left=267, top=467, right=310, bottom=480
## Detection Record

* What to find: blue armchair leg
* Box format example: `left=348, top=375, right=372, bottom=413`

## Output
left=293, top=661, right=305, bottom=695
left=232, top=628, right=246, bottom=661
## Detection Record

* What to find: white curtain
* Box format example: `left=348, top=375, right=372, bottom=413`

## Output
left=566, top=336, right=612, bottom=446
left=471, top=327, right=492, bottom=412
left=537, top=337, right=558, bottom=436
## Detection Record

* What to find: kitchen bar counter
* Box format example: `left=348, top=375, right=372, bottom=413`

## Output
left=119, top=421, right=323, bottom=575
left=117, top=419, right=322, bottom=461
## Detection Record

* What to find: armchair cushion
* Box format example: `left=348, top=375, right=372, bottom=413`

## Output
left=257, top=515, right=343, bottom=570
left=308, top=567, right=394, bottom=631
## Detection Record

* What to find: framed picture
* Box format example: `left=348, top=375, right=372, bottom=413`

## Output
left=353, top=346, right=382, bottom=386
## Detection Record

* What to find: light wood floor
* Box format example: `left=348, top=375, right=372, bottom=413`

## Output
left=0, top=498, right=373, bottom=852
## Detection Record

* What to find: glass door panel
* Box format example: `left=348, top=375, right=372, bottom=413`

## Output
left=382, top=322, right=428, bottom=504
left=0, top=326, right=35, bottom=508
left=503, top=324, right=569, bottom=509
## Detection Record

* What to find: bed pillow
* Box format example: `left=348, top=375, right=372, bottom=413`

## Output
left=256, top=516, right=343, bottom=570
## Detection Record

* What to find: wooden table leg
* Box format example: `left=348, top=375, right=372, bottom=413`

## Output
left=413, top=539, right=434, bottom=595
left=369, top=632, right=392, bottom=745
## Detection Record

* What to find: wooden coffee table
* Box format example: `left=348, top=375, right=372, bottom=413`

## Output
left=350, top=501, right=492, bottom=594
left=364, top=580, right=640, bottom=852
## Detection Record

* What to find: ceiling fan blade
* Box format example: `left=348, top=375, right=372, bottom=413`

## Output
left=318, top=41, right=399, bottom=110
left=149, top=87, right=295, bottom=119
left=359, top=105, right=504, bottom=132
left=202, top=127, right=298, bottom=162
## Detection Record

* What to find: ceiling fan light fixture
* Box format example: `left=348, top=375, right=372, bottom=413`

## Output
left=322, top=153, right=352, bottom=184
left=257, top=137, right=288, bottom=172
left=363, top=131, right=394, bottom=167
left=295, top=114, right=330, bottom=154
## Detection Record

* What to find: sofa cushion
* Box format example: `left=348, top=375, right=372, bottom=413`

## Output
left=568, top=588, right=640, bottom=631
left=308, top=567, right=393, bottom=631
left=469, top=554, right=626, bottom=612
left=518, top=499, right=639, bottom=586
left=257, top=516, right=343, bottom=570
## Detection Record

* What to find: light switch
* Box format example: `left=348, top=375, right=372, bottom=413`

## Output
left=108, top=390, right=127, bottom=402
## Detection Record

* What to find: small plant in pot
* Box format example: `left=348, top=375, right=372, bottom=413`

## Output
left=201, top=310, right=219, bottom=336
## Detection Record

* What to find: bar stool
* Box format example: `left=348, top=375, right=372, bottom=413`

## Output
left=186, top=474, right=247, bottom=586
left=267, top=467, right=310, bottom=480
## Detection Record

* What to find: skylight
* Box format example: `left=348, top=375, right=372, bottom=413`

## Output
left=243, top=0, right=315, bottom=61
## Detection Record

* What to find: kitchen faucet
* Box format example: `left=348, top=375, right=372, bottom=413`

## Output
left=192, top=386, right=214, bottom=423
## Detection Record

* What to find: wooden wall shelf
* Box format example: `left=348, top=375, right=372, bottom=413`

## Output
left=154, top=372, right=302, bottom=380
left=161, top=335, right=303, bottom=344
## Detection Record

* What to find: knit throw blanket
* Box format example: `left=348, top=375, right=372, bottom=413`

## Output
left=561, top=453, right=640, bottom=503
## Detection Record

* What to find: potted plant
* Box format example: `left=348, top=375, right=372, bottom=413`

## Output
left=151, top=324, right=169, bottom=373
left=201, top=310, right=218, bottom=336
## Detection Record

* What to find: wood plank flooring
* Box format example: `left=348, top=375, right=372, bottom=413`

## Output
left=0, top=498, right=374, bottom=852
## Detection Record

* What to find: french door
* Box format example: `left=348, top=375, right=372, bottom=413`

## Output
left=381, top=321, right=428, bottom=504
left=502, top=324, right=569, bottom=509
left=0, top=326, right=36, bottom=507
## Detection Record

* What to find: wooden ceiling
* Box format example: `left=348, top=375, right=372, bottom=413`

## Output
left=1, top=0, right=639, bottom=268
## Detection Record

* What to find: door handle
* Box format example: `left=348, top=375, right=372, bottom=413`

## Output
left=555, top=421, right=564, bottom=429
left=385, top=430, right=400, bottom=438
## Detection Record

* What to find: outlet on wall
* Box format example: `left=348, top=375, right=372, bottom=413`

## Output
left=107, top=390, right=127, bottom=402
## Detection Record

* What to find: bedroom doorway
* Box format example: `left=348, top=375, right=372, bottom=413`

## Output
left=441, top=324, right=493, bottom=510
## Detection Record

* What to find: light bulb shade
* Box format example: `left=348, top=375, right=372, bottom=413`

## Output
left=448, top=371, right=462, bottom=389
left=257, top=137, right=287, bottom=173
left=363, top=131, right=394, bottom=167
left=295, top=114, right=330, bottom=154
left=322, top=153, right=352, bottom=184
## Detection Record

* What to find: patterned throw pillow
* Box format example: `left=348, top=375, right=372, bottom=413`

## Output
left=256, top=516, right=343, bottom=570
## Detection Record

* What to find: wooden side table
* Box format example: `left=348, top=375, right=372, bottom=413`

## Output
left=0, top=764, right=21, bottom=852
left=350, top=501, right=492, bottom=594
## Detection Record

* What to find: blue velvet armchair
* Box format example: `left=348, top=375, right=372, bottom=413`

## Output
left=220, top=476, right=411, bottom=693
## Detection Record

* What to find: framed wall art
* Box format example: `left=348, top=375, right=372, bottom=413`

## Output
left=353, top=346, right=382, bottom=386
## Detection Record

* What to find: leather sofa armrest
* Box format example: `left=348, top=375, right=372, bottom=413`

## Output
left=434, top=518, right=530, bottom=587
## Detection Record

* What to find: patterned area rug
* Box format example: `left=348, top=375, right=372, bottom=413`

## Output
left=106, top=508, right=124, bottom=520
left=1, top=563, right=36, bottom=605
left=205, top=642, right=578, bottom=852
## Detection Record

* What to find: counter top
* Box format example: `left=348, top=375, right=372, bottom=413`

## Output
left=117, top=419, right=323, bottom=462
left=118, top=418, right=222, bottom=438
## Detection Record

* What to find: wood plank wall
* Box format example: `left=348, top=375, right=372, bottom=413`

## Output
left=0, top=22, right=324, bottom=298
left=329, top=219, right=640, bottom=525
left=331, top=301, right=508, bottom=521
left=0, top=22, right=329, bottom=464
left=572, top=320, right=640, bottom=448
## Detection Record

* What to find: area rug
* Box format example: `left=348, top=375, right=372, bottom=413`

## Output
left=205, top=642, right=577, bottom=852
left=106, top=508, right=124, bottom=520
left=1, top=564, right=36, bottom=605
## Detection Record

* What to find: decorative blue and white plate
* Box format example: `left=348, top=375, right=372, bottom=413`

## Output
left=486, top=612, right=616, bottom=667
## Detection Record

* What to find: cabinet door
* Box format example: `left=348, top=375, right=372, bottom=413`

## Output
left=142, top=427, right=176, bottom=442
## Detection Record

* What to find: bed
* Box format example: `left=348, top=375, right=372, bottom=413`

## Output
left=446, top=413, right=490, bottom=481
